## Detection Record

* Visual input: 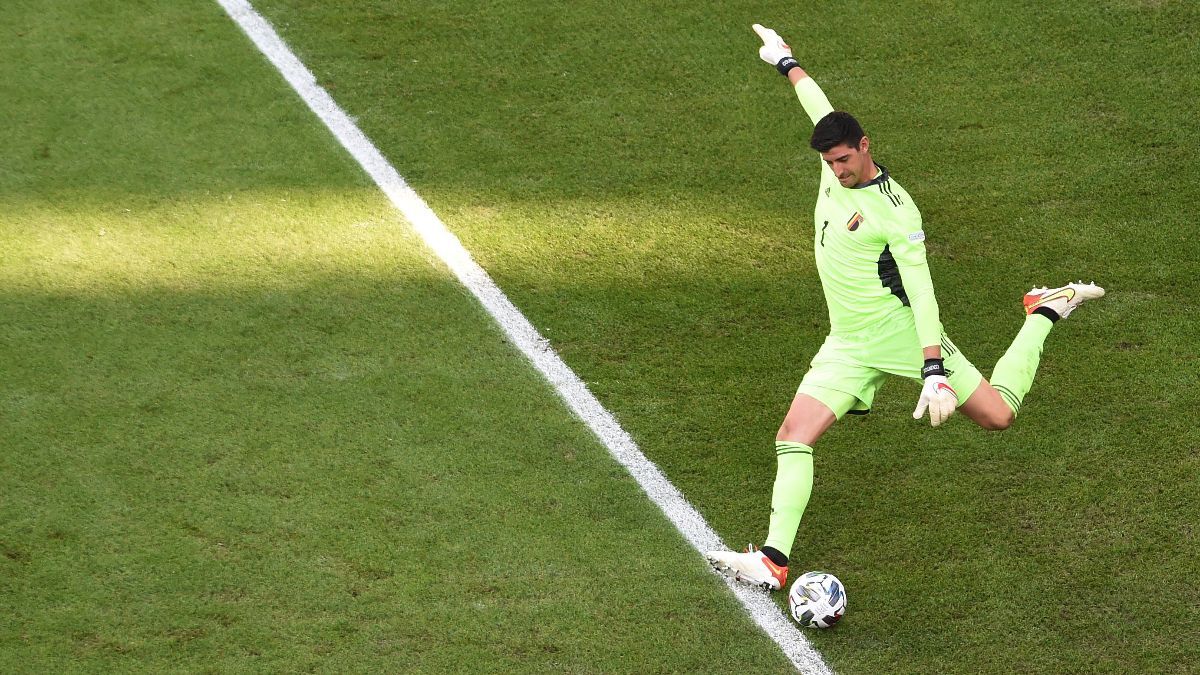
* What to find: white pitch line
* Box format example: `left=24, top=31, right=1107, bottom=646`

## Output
left=214, top=2, right=833, bottom=672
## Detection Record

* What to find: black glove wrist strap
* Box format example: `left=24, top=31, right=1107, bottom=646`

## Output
left=775, top=57, right=800, bottom=77
left=921, top=358, right=946, bottom=379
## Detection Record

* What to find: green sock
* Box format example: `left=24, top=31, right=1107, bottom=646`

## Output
left=763, top=441, right=814, bottom=557
left=990, top=314, right=1054, bottom=416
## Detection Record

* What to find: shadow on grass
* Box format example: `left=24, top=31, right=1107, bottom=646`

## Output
left=0, top=274, right=806, bottom=672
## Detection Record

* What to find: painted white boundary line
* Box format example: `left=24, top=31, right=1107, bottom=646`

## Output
left=215, top=2, right=832, bottom=672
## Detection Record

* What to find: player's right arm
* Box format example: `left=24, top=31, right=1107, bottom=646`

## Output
left=752, top=24, right=833, bottom=126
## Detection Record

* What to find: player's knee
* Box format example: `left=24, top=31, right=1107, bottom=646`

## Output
left=776, top=394, right=837, bottom=444
left=979, top=409, right=1014, bottom=431
left=776, top=416, right=810, bottom=442
left=776, top=419, right=798, bottom=441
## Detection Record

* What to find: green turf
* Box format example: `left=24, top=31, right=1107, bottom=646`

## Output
left=0, top=1, right=799, bottom=672
left=5, top=0, right=1199, bottom=672
left=248, top=0, right=1200, bottom=672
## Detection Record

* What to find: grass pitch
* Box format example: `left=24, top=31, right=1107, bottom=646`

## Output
left=3, top=0, right=1199, bottom=673
left=1, top=1, right=792, bottom=671
left=251, top=0, right=1200, bottom=672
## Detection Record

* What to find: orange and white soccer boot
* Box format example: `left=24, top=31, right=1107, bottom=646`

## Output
left=1023, top=281, right=1105, bottom=319
left=705, top=544, right=788, bottom=591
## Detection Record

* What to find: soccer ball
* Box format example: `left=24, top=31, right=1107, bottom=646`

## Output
left=787, top=571, right=846, bottom=628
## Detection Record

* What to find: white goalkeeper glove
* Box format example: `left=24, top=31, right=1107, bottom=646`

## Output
left=752, top=23, right=800, bottom=76
left=912, top=359, right=958, bottom=427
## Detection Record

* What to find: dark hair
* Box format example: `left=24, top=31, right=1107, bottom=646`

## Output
left=810, top=111, right=865, bottom=152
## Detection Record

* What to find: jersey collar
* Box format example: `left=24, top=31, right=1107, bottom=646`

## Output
left=853, top=163, right=889, bottom=189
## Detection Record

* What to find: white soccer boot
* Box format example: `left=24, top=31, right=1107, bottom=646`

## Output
left=705, top=544, right=788, bottom=591
left=1023, top=281, right=1105, bottom=319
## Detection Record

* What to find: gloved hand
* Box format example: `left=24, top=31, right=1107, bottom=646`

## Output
left=752, top=24, right=796, bottom=72
left=913, top=360, right=957, bottom=427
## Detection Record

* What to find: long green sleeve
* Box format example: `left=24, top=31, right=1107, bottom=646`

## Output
left=897, top=258, right=943, bottom=349
left=794, top=77, right=834, bottom=125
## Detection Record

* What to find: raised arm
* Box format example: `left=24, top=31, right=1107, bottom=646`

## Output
left=752, top=24, right=833, bottom=125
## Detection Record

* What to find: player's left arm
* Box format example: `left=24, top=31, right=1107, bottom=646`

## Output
left=885, top=214, right=957, bottom=426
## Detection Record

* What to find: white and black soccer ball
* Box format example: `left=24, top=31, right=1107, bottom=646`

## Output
left=787, top=571, right=846, bottom=628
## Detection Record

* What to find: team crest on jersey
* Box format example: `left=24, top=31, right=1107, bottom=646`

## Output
left=846, top=211, right=864, bottom=231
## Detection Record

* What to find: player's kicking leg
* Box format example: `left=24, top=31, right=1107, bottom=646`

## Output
left=706, top=392, right=840, bottom=591
left=962, top=281, right=1104, bottom=430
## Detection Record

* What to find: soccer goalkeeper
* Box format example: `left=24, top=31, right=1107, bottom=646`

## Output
left=705, top=24, right=1105, bottom=591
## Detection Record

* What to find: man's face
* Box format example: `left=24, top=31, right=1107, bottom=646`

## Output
left=820, top=137, right=872, bottom=188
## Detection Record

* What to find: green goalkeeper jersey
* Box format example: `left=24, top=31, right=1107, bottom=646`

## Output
left=794, top=77, right=942, bottom=349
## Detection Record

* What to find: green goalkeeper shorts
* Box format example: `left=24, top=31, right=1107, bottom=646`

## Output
left=797, top=310, right=983, bottom=419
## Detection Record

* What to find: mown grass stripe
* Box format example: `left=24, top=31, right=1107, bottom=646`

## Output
left=213, top=1, right=831, bottom=672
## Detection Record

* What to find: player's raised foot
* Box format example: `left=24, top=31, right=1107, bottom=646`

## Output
left=705, top=544, right=788, bottom=591
left=1023, top=281, right=1105, bottom=319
